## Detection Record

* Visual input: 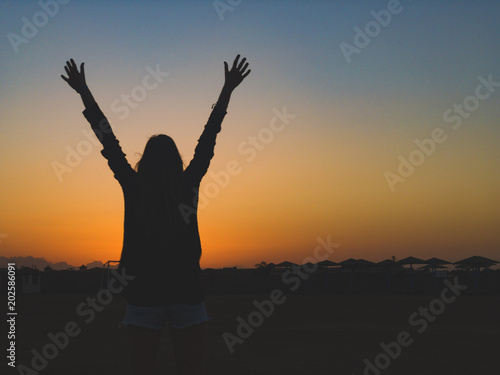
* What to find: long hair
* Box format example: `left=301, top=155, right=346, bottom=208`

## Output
left=134, top=134, right=187, bottom=242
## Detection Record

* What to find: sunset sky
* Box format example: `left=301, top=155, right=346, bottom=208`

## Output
left=1, top=0, right=499, bottom=269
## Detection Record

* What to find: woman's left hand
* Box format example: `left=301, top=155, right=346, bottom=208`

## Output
left=223, top=55, right=251, bottom=91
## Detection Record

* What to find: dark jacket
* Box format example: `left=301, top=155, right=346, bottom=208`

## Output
left=83, top=103, right=227, bottom=306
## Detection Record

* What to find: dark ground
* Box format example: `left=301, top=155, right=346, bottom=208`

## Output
left=5, top=291, right=500, bottom=375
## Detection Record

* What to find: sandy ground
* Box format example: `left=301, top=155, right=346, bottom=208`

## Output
left=6, top=291, right=500, bottom=375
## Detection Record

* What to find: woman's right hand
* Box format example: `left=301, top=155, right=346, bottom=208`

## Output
left=61, top=59, right=87, bottom=93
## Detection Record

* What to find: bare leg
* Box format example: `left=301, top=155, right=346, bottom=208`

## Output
left=127, top=324, right=162, bottom=375
left=170, top=322, right=206, bottom=375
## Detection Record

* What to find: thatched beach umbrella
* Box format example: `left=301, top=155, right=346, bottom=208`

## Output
left=301, top=262, right=316, bottom=271
left=397, top=256, right=427, bottom=290
left=317, top=260, right=338, bottom=268
left=339, top=259, right=374, bottom=293
left=317, top=260, right=339, bottom=292
left=377, top=259, right=396, bottom=267
left=454, top=256, right=498, bottom=271
left=418, top=263, right=449, bottom=288
left=339, top=258, right=374, bottom=268
left=426, top=257, right=451, bottom=267
left=275, top=261, right=297, bottom=270
left=418, top=264, right=448, bottom=271
left=454, top=256, right=499, bottom=291
left=377, top=259, right=397, bottom=291
left=298, top=262, right=318, bottom=294
left=425, top=257, right=451, bottom=279
left=397, top=256, right=427, bottom=268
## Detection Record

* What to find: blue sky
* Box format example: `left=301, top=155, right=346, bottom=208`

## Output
left=1, top=0, right=499, bottom=267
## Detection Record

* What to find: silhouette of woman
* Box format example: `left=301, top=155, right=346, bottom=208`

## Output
left=61, top=56, right=250, bottom=375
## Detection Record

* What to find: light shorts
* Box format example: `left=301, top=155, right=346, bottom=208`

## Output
left=120, top=301, right=211, bottom=331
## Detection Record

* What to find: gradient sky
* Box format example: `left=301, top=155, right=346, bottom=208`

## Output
left=0, top=0, right=499, bottom=268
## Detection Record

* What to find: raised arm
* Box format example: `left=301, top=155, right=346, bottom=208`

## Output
left=61, top=59, right=96, bottom=110
left=185, top=55, right=251, bottom=185
left=61, top=59, right=135, bottom=183
left=217, top=54, right=251, bottom=108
